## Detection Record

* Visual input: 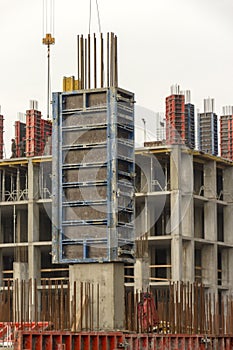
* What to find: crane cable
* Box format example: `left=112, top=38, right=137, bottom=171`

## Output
left=89, top=0, right=92, bottom=34
left=43, top=0, right=55, bottom=119
left=96, top=0, right=102, bottom=33
left=43, top=0, right=54, bottom=35
left=89, top=0, right=102, bottom=34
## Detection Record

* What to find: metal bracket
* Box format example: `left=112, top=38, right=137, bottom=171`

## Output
left=201, top=336, right=211, bottom=345
left=117, top=341, right=129, bottom=349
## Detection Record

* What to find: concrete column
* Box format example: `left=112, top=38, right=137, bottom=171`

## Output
left=194, top=205, right=204, bottom=238
left=182, top=240, right=194, bottom=283
left=16, top=167, right=20, bottom=200
left=135, top=199, right=146, bottom=238
left=202, top=244, right=217, bottom=289
left=204, top=161, right=216, bottom=198
left=69, top=263, right=125, bottom=331
left=1, top=169, right=5, bottom=201
left=28, top=159, right=40, bottom=280
left=180, top=152, right=194, bottom=238
left=0, top=249, right=3, bottom=287
left=135, top=194, right=150, bottom=291
left=13, top=262, right=29, bottom=280
left=204, top=201, right=217, bottom=241
left=170, top=147, right=182, bottom=281
left=203, top=161, right=217, bottom=241
left=224, top=206, right=233, bottom=244
left=221, top=248, right=229, bottom=289
left=136, top=154, right=150, bottom=192
left=170, top=146, right=181, bottom=190
left=13, top=262, right=29, bottom=322
left=169, top=147, right=182, bottom=236
left=27, top=159, right=41, bottom=321
left=180, top=152, right=193, bottom=193
left=223, top=167, right=233, bottom=244
left=134, top=257, right=150, bottom=292
left=171, top=234, right=182, bottom=281
left=181, top=195, right=194, bottom=238
left=227, top=249, right=233, bottom=292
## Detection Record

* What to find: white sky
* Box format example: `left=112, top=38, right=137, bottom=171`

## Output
left=1, top=0, right=233, bottom=155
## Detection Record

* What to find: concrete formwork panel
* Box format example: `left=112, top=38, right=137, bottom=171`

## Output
left=52, top=87, right=135, bottom=263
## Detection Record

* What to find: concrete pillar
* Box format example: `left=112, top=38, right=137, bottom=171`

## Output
left=27, top=159, right=40, bottom=280
left=181, top=195, right=194, bottom=238
left=1, top=169, right=5, bottom=201
left=224, top=206, right=233, bottom=245
left=204, top=161, right=216, bottom=198
left=223, top=167, right=233, bottom=245
left=171, top=234, right=182, bottom=281
left=194, top=205, right=204, bottom=238
left=204, top=201, right=217, bottom=241
left=227, top=249, right=233, bottom=292
left=13, top=262, right=29, bottom=322
left=182, top=241, right=194, bottom=283
left=135, top=198, right=146, bottom=238
left=134, top=257, right=150, bottom=292
left=202, top=244, right=217, bottom=289
left=180, top=152, right=194, bottom=238
left=27, top=159, right=41, bottom=321
left=170, top=188, right=182, bottom=283
left=69, top=263, right=125, bottom=331
left=203, top=161, right=217, bottom=241
left=221, top=248, right=229, bottom=289
left=180, top=152, right=193, bottom=193
left=0, top=250, right=3, bottom=287
left=136, top=154, right=150, bottom=192
left=170, top=146, right=181, bottom=190
left=13, top=262, right=29, bottom=280
left=16, top=167, right=20, bottom=200
left=170, top=147, right=182, bottom=281
left=135, top=194, right=150, bottom=291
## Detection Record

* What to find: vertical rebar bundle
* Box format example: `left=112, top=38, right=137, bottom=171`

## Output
left=77, top=32, right=118, bottom=90
left=125, top=282, right=233, bottom=336
left=0, top=280, right=233, bottom=336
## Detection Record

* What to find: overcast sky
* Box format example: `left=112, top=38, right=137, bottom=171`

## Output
left=1, top=0, right=233, bottom=155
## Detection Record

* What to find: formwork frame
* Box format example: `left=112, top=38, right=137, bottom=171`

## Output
left=15, top=121, right=26, bottom=157
left=220, top=114, right=233, bottom=160
left=165, top=94, right=186, bottom=145
left=25, top=109, right=42, bottom=157
left=185, top=103, right=195, bottom=149
left=199, top=112, right=218, bottom=156
left=14, top=331, right=233, bottom=350
left=52, top=87, right=135, bottom=264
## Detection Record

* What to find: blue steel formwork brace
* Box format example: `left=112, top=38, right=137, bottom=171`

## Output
left=51, top=87, right=135, bottom=264
left=107, top=88, right=117, bottom=260
left=52, top=92, right=62, bottom=263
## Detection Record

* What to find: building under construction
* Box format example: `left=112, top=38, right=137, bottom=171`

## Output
left=0, top=33, right=233, bottom=349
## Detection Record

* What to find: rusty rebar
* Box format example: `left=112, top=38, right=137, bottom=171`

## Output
left=100, top=33, right=104, bottom=88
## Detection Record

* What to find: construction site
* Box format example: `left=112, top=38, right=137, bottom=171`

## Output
left=1, top=2, right=233, bottom=349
